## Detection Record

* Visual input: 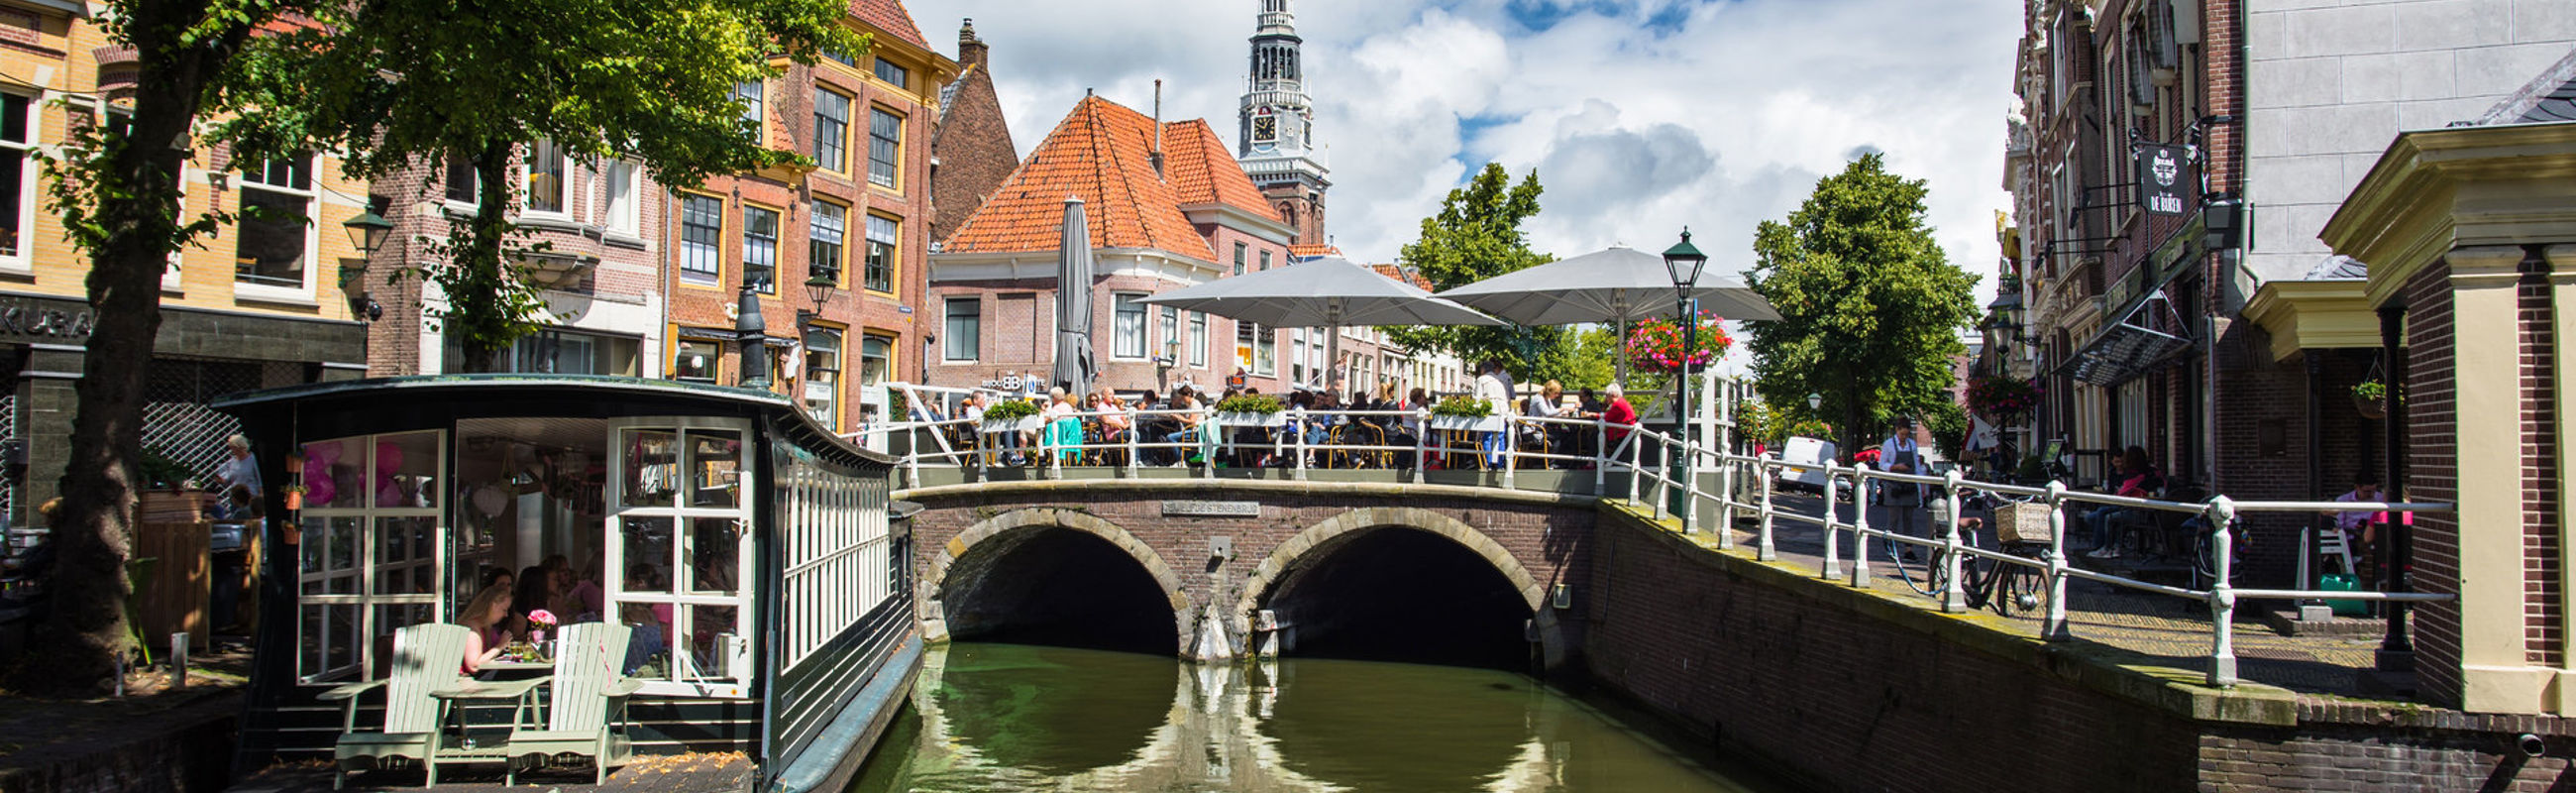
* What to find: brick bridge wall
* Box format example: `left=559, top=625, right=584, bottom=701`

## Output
left=900, top=480, right=1596, bottom=665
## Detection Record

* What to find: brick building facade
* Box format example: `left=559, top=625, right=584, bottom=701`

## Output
left=662, top=2, right=957, bottom=434
left=928, top=19, right=1016, bottom=251
left=0, top=5, right=370, bottom=524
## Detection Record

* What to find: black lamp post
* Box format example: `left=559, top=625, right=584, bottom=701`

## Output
left=1663, top=229, right=1709, bottom=524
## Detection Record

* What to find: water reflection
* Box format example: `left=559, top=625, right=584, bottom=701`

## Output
left=850, top=642, right=1778, bottom=793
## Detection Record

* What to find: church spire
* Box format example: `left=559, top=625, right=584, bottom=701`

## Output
left=1238, top=0, right=1330, bottom=245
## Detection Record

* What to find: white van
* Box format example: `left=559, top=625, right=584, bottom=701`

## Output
left=1777, top=436, right=1839, bottom=494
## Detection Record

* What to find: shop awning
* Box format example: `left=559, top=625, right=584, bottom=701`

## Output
left=2055, top=302, right=2193, bottom=386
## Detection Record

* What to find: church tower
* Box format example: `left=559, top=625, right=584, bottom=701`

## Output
left=1237, top=0, right=1330, bottom=246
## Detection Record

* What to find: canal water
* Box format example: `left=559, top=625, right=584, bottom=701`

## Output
left=849, top=642, right=1791, bottom=792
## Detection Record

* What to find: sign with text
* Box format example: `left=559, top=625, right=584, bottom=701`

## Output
left=2136, top=144, right=2189, bottom=217
left=1161, top=500, right=1260, bottom=517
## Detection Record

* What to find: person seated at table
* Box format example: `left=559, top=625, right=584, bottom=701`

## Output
left=617, top=602, right=668, bottom=676
left=1599, top=384, right=1639, bottom=447
left=507, top=564, right=554, bottom=638
left=210, top=484, right=260, bottom=521
left=460, top=583, right=514, bottom=675
left=1161, top=387, right=1205, bottom=466
left=2082, top=446, right=2161, bottom=560
left=1097, top=391, right=1133, bottom=456
left=1523, top=381, right=1570, bottom=463
left=1578, top=388, right=1603, bottom=414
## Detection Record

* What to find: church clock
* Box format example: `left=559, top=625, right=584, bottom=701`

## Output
left=1252, top=115, right=1277, bottom=143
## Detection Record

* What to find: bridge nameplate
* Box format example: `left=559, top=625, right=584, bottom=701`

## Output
left=1161, top=500, right=1260, bottom=517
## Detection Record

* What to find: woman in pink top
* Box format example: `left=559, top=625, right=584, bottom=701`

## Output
left=459, top=583, right=513, bottom=675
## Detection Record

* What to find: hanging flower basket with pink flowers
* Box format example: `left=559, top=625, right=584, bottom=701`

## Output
left=1624, top=312, right=1733, bottom=375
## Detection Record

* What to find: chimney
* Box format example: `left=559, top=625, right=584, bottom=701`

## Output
left=1150, top=79, right=1165, bottom=179
left=957, top=19, right=987, bottom=68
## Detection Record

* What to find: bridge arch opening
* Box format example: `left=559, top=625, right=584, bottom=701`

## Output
left=933, top=510, right=1186, bottom=656
left=1250, top=521, right=1539, bottom=670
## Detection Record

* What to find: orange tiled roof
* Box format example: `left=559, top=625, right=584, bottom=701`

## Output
left=1291, top=243, right=1344, bottom=259
left=849, top=0, right=928, bottom=50
left=1370, top=263, right=1434, bottom=291
left=943, top=95, right=1280, bottom=261
left=1160, top=119, right=1276, bottom=217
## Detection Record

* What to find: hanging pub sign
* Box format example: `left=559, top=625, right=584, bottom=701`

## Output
left=2136, top=144, right=2189, bottom=217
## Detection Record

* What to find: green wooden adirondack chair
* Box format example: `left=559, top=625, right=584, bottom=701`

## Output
left=317, top=623, right=467, bottom=789
left=506, top=622, right=643, bottom=785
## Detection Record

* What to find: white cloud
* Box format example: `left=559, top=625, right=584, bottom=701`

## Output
left=912, top=0, right=2019, bottom=307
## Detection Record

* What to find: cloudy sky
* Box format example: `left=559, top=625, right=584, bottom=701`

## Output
left=911, top=0, right=2021, bottom=305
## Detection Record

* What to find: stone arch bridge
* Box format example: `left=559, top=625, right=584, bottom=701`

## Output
left=901, top=480, right=1598, bottom=669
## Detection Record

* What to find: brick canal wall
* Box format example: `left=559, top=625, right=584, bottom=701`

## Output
left=1580, top=502, right=2576, bottom=792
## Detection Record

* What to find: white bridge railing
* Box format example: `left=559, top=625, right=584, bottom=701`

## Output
left=852, top=399, right=2452, bottom=688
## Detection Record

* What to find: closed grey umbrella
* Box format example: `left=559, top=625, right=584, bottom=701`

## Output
left=1052, top=196, right=1097, bottom=395
left=1138, top=256, right=1498, bottom=391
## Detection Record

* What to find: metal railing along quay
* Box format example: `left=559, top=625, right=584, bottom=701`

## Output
left=852, top=396, right=2453, bottom=688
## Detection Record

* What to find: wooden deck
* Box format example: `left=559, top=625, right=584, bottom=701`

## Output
left=226, top=751, right=755, bottom=793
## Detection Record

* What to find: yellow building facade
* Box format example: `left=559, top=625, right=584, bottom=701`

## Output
left=0, top=1, right=370, bottom=524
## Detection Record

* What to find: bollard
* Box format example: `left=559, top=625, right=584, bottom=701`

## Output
left=1939, top=469, right=1967, bottom=614
left=1849, top=463, right=1875, bottom=588
left=2206, top=496, right=2240, bottom=686
left=1820, top=460, right=1842, bottom=579
left=170, top=632, right=188, bottom=689
left=1757, top=454, right=1777, bottom=562
left=1414, top=411, right=1431, bottom=485
left=1127, top=419, right=1141, bottom=478
left=1292, top=409, right=1309, bottom=482
left=1502, top=416, right=1518, bottom=492
left=2044, top=480, right=2071, bottom=641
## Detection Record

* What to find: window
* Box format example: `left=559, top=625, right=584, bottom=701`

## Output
left=672, top=339, right=722, bottom=382
left=864, top=213, right=897, bottom=293
left=680, top=194, right=722, bottom=285
left=804, top=327, right=842, bottom=429
left=603, top=161, right=638, bottom=234
left=1158, top=305, right=1178, bottom=361
left=812, top=88, right=850, bottom=172
left=1234, top=242, right=1247, bottom=276
left=293, top=431, right=445, bottom=682
left=609, top=422, right=755, bottom=696
left=1113, top=292, right=1146, bottom=359
left=236, top=153, right=314, bottom=291
left=524, top=139, right=568, bottom=215
left=867, top=108, right=901, bottom=188
left=1236, top=321, right=1276, bottom=376
left=873, top=57, right=909, bottom=89
left=447, top=328, right=642, bottom=376
left=443, top=156, right=480, bottom=204
left=859, top=333, right=892, bottom=389
left=809, top=201, right=846, bottom=285
left=1190, top=312, right=1208, bottom=368
left=943, top=297, right=980, bottom=362
left=743, top=205, right=779, bottom=292
left=1259, top=250, right=1272, bottom=271
left=735, top=80, right=765, bottom=133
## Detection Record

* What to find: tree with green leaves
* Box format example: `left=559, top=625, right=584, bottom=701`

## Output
left=222, top=0, right=866, bottom=371
left=11, top=0, right=331, bottom=694
left=1384, top=164, right=1575, bottom=383
left=1744, top=154, right=1979, bottom=459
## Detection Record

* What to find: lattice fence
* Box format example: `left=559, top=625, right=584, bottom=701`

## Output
left=143, top=360, right=260, bottom=487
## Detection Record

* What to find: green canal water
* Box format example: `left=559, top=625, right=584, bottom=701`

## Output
left=849, top=642, right=1792, bottom=793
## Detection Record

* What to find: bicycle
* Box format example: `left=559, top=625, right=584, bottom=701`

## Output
left=1883, top=492, right=2053, bottom=618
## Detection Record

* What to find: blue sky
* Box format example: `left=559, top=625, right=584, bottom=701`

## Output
left=912, top=0, right=2022, bottom=373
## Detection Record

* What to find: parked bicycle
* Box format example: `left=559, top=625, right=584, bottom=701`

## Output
left=1884, top=493, right=2053, bottom=618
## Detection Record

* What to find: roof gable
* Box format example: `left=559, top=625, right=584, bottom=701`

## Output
left=849, top=0, right=928, bottom=50
left=944, top=96, right=1263, bottom=261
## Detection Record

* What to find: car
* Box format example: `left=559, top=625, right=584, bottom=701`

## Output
left=1775, top=436, right=1839, bottom=494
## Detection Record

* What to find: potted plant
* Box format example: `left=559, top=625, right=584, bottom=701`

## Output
left=1965, top=375, right=2042, bottom=422
left=136, top=447, right=203, bottom=522
left=280, top=483, right=306, bottom=512
left=1624, top=311, right=1732, bottom=375
left=284, top=449, right=305, bottom=475
left=2353, top=379, right=2390, bottom=419
left=1428, top=395, right=1501, bottom=432
left=978, top=398, right=1042, bottom=435
left=1213, top=394, right=1284, bottom=427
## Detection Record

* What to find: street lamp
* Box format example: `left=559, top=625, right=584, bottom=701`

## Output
left=340, top=210, right=394, bottom=322
left=1807, top=392, right=1823, bottom=414
left=1663, top=229, right=1708, bottom=526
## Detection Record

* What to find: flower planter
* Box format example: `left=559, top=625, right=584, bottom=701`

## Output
left=1429, top=415, right=1503, bottom=433
left=2354, top=393, right=2386, bottom=420
left=1214, top=411, right=1283, bottom=428
left=979, top=416, right=1042, bottom=435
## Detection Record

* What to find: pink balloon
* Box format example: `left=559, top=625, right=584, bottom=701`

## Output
left=301, top=442, right=341, bottom=507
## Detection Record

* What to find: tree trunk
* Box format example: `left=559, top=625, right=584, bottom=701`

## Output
left=18, top=1, right=254, bottom=693
left=455, top=142, right=514, bottom=374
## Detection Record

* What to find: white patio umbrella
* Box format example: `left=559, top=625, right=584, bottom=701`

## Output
left=1137, top=256, right=1500, bottom=391
left=1436, top=244, right=1779, bottom=381
left=1050, top=197, right=1097, bottom=396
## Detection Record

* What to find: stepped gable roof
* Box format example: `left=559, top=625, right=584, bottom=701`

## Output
left=1159, top=119, right=1277, bottom=218
left=944, top=96, right=1278, bottom=261
left=849, top=0, right=928, bottom=50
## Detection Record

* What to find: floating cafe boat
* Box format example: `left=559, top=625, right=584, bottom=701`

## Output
left=213, top=374, right=919, bottom=792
